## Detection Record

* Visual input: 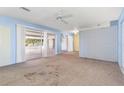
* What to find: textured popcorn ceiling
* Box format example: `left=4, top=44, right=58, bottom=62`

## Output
left=0, top=7, right=122, bottom=31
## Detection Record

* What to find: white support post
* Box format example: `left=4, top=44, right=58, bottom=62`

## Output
left=42, top=32, right=48, bottom=57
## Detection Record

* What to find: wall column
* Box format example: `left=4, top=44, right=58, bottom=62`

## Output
left=42, top=32, right=48, bottom=57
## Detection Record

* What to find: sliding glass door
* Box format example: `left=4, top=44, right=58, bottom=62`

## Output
left=17, top=24, right=56, bottom=62
left=25, top=30, right=43, bottom=60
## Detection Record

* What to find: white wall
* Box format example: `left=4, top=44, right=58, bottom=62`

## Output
left=79, top=26, right=118, bottom=62
left=61, top=38, right=67, bottom=51
left=0, top=26, right=11, bottom=66
left=68, top=35, right=73, bottom=52
left=16, top=24, right=26, bottom=63
left=122, top=22, right=124, bottom=67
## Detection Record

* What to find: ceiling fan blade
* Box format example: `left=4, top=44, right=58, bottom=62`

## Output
left=56, top=16, right=62, bottom=20
left=61, top=19, right=68, bottom=24
left=20, top=7, right=31, bottom=12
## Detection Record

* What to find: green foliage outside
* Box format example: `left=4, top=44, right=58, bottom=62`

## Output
left=25, top=39, right=43, bottom=46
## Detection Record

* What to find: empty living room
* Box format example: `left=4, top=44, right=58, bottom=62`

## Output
left=0, top=2, right=124, bottom=91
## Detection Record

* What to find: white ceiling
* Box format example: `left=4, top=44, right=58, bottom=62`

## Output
left=0, top=7, right=122, bottom=31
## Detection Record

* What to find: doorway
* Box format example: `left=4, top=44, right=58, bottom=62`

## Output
left=61, top=34, right=68, bottom=52
left=74, top=32, right=79, bottom=51
left=25, top=29, right=43, bottom=60
left=16, top=24, right=56, bottom=63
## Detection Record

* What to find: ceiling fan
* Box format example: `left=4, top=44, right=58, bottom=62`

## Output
left=20, top=7, right=31, bottom=12
left=56, top=9, right=72, bottom=24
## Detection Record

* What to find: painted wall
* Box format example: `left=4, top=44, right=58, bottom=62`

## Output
left=79, top=25, right=118, bottom=62
left=68, top=34, right=74, bottom=52
left=0, top=26, right=11, bottom=66
left=16, top=24, right=25, bottom=63
left=118, top=8, right=124, bottom=73
left=74, top=32, right=79, bottom=51
left=0, top=16, right=61, bottom=66
left=55, top=32, right=61, bottom=54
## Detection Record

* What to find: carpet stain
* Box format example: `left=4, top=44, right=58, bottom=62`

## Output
left=38, top=72, right=46, bottom=76
left=24, top=72, right=37, bottom=80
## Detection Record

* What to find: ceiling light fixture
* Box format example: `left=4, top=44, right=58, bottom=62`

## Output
left=72, top=28, right=79, bottom=34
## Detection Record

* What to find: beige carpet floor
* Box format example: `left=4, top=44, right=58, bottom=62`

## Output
left=0, top=52, right=124, bottom=86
